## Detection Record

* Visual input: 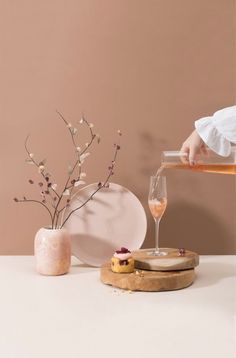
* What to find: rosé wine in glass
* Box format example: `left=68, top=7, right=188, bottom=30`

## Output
left=148, top=198, right=167, bottom=220
left=148, top=175, right=167, bottom=256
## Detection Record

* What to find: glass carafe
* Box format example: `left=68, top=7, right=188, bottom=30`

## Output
left=161, top=146, right=236, bottom=175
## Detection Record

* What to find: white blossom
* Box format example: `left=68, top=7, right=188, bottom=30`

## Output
left=63, top=189, right=70, bottom=196
left=29, top=153, right=34, bottom=158
left=76, top=146, right=81, bottom=152
left=71, top=127, right=77, bottom=134
left=67, top=123, right=72, bottom=128
left=79, top=118, right=84, bottom=124
left=51, top=184, right=57, bottom=191
left=89, top=123, right=94, bottom=128
left=80, top=152, right=90, bottom=162
left=80, top=172, right=86, bottom=178
left=38, top=165, right=45, bottom=173
left=85, top=142, right=89, bottom=147
left=68, top=165, right=73, bottom=174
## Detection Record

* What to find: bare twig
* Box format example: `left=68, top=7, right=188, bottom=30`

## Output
left=16, top=198, right=53, bottom=227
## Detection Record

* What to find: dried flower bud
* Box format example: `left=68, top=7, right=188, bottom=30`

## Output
left=23, top=196, right=27, bottom=200
left=116, top=145, right=121, bottom=150
left=42, top=199, right=46, bottom=204
left=39, top=159, right=46, bottom=166
left=71, top=179, right=76, bottom=185
left=13, top=197, right=19, bottom=202
left=97, top=182, right=102, bottom=188
left=45, top=190, right=50, bottom=195
left=47, top=182, right=52, bottom=187
left=38, top=182, right=43, bottom=187
left=117, top=129, right=122, bottom=136
left=29, top=179, right=34, bottom=184
left=67, top=199, right=70, bottom=203
left=53, top=197, right=57, bottom=201
left=45, top=177, right=49, bottom=182
left=96, top=134, right=101, bottom=144
left=38, top=165, right=45, bottom=173
left=178, top=248, right=186, bottom=256
left=105, top=183, right=110, bottom=188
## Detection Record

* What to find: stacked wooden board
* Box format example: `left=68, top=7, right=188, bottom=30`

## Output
left=100, top=248, right=199, bottom=292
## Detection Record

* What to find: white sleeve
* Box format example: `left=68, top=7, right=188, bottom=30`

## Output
left=194, top=105, right=236, bottom=156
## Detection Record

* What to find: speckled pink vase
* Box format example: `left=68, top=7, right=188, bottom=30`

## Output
left=34, top=227, right=71, bottom=275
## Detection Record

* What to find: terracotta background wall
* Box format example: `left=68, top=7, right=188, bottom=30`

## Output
left=0, top=0, right=235, bottom=255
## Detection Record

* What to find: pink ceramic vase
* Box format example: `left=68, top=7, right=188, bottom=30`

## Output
left=34, top=227, right=71, bottom=275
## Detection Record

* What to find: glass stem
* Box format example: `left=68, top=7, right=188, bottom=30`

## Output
left=154, top=219, right=160, bottom=253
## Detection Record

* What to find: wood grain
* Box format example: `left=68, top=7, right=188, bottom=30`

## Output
left=133, top=248, right=199, bottom=271
left=100, top=263, right=195, bottom=291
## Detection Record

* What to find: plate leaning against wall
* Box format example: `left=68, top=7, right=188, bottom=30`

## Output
left=64, top=183, right=147, bottom=267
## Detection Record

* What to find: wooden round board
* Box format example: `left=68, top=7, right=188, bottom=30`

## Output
left=100, top=263, right=195, bottom=292
left=132, top=248, right=199, bottom=271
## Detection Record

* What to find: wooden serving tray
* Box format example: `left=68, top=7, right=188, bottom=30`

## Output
left=132, top=248, right=199, bottom=271
left=100, top=263, right=195, bottom=292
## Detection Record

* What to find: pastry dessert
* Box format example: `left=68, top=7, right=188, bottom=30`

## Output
left=111, top=247, right=134, bottom=273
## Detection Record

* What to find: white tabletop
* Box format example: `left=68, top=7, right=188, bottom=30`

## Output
left=0, top=255, right=235, bottom=358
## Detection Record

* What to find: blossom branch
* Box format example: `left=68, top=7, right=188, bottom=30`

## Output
left=24, top=135, right=60, bottom=199
left=60, top=139, right=120, bottom=228
left=52, top=111, right=96, bottom=228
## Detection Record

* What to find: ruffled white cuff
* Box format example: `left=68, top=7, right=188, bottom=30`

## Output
left=195, top=117, right=231, bottom=157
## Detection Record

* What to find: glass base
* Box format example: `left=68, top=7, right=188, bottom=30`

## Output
left=148, top=249, right=168, bottom=256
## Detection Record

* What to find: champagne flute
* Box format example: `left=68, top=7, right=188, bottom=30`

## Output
left=148, top=175, right=167, bottom=256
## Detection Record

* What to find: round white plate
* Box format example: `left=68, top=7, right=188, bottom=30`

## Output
left=64, top=183, right=147, bottom=267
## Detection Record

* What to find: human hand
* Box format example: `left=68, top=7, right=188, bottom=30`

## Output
left=180, top=129, right=208, bottom=165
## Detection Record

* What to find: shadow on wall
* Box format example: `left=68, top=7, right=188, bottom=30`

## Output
left=122, top=130, right=234, bottom=254
left=135, top=131, right=234, bottom=255
left=143, top=201, right=232, bottom=255
left=138, top=130, right=168, bottom=176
